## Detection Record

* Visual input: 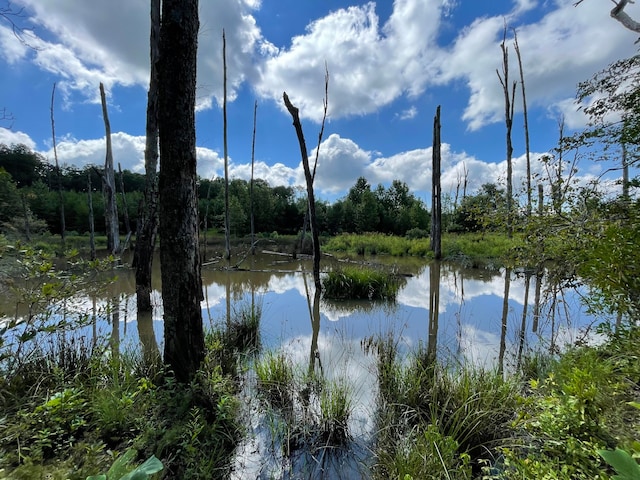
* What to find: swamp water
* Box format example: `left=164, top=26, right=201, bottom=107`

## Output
left=1, top=252, right=606, bottom=478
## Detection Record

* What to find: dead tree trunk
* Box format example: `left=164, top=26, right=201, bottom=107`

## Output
left=283, top=92, right=322, bottom=290
left=134, top=0, right=160, bottom=313
left=100, top=82, right=121, bottom=255
left=158, top=0, right=204, bottom=382
left=431, top=105, right=442, bottom=260
left=87, top=173, right=96, bottom=261
left=497, top=27, right=517, bottom=237
left=514, top=30, right=532, bottom=217
left=223, top=30, right=231, bottom=262
left=50, top=83, right=66, bottom=251
left=118, top=163, right=131, bottom=236
left=250, top=100, right=257, bottom=255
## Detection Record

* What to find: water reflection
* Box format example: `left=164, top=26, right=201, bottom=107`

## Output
left=1, top=252, right=604, bottom=369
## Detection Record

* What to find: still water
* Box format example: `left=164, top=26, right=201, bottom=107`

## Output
left=1, top=251, right=607, bottom=478
left=84, top=252, right=603, bottom=367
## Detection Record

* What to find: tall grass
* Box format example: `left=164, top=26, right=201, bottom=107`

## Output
left=323, top=232, right=431, bottom=257
left=322, top=265, right=401, bottom=300
left=367, top=337, right=520, bottom=477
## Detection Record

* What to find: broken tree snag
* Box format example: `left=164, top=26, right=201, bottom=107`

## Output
left=431, top=105, right=442, bottom=260
left=283, top=91, right=321, bottom=290
left=100, top=82, right=121, bottom=255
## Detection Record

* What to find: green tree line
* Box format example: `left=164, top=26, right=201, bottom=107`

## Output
left=0, top=144, right=433, bottom=239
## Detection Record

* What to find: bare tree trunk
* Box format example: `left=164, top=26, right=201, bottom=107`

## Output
left=158, top=0, right=204, bottom=383
left=100, top=82, right=121, bottom=255
left=498, top=267, right=512, bottom=376
left=497, top=27, right=516, bottom=237
left=514, top=30, right=532, bottom=217
left=552, top=117, right=565, bottom=214
left=20, top=192, right=30, bottom=241
left=516, top=272, right=531, bottom=371
left=250, top=100, right=257, bottom=255
left=427, top=260, right=441, bottom=364
left=223, top=30, right=231, bottom=262
left=537, top=184, right=544, bottom=214
left=134, top=0, right=160, bottom=313
left=622, top=141, right=630, bottom=201
left=283, top=92, right=322, bottom=290
left=431, top=105, right=442, bottom=260
left=87, top=173, right=96, bottom=261
left=532, top=269, right=542, bottom=333
left=50, top=82, right=66, bottom=251
left=118, top=163, right=131, bottom=236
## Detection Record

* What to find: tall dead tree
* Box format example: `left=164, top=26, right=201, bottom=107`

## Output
left=100, top=82, right=120, bottom=255
left=283, top=92, right=322, bottom=290
left=431, top=105, right=442, bottom=260
left=158, top=0, right=204, bottom=382
left=223, top=30, right=231, bottom=262
left=250, top=100, right=257, bottom=255
left=50, top=83, right=66, bottom=250
left=87, top=173, right=96, bottom=260
left=514, top=30, right=532, bottom=217
left=497, top=28, right=517, bottom=237
left=134, top=0, right=160, bottom=313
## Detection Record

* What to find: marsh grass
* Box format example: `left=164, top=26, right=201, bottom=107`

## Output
left=367, top=336, right=519, bottom=477
left=254, top=351, right=295, bottom=410
left=319, top=379, right=353, bottom=445
left=323, top=232, right=431, bottom=257
left=323, top=232, right=519, bottom=266
left=322, top=265, right=401, bottom=300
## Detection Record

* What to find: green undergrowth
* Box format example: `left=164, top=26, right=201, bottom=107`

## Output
left=365, top=323, right=640, bottom=479
left=0, top=328, right=246, bottom=480
left=323, top=232, right=518, bottom=266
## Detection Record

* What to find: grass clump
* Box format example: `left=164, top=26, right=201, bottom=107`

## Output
left=254, top=351, right=295, bottom=410
left=319, top=379, right=353, bottom=445
left=368, top=337, right=519, bottom=478
left=322, top=265, right=401, bottom=300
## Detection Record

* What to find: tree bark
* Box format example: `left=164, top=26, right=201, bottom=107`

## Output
left=431, top=105, right=442, bottom=260
left=100, top=82, right=121, bottom=255
left=158, top=0, right=204, bottom=382
left=134, top=0, right=160, bottom=313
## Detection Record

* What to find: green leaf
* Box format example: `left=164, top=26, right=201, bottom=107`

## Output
left=120, top=456, right=163, bottom=480
left=86, top=476, right=107, bottom=480
left=106, top=448, right=138, bottom=479
left=599, top=448, right=640, bottom=480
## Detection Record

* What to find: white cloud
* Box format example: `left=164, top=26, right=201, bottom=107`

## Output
left=0, top=127, right=36, bottom=150
left=0, top=24, right=29, bottom=64
left=397, top=106, right=418, bottom=120
left=255, top=0, right=443, bottom=122
left=436, top=0, right=640, bottom=131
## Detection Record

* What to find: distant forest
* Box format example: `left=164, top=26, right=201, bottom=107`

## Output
left=0, top=143, right=439, bottom=239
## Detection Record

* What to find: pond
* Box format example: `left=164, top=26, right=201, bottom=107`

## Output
left=0, top=250, right=607, bottom=478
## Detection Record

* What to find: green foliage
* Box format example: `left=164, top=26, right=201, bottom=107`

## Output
left=599, top=448, right=640, bottom=480
left=86, top=449, right=163, bottom=480
left=379, top=424, right=472, bottom=480
left=368, top=336, right=520, bottom=475
left=322, top=264, right=401, bottom=300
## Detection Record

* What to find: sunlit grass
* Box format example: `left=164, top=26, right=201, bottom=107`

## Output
left=322, top=265, right=400, bottom=300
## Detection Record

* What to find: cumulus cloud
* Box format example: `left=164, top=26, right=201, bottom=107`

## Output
left=255, top=0, right=443, bottom=122
left=10, top=0, right=266, bottom=109
left=435, top=0, right=640, bottom=130
left=0, top=127, right=37, bottom=150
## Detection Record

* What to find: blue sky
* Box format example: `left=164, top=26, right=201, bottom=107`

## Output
left=1, top=0, right=638, bottom=202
